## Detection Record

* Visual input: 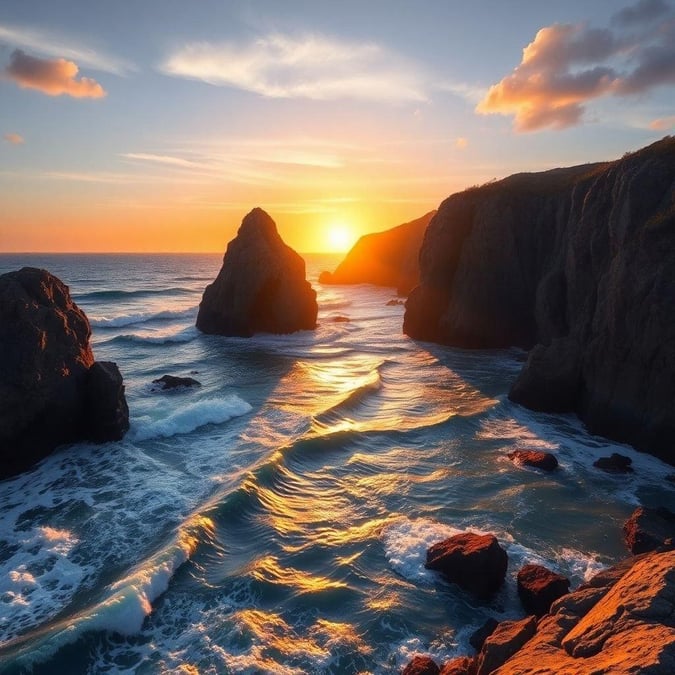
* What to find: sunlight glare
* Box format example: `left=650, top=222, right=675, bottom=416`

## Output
left=326, top=223, right=354, bottom=252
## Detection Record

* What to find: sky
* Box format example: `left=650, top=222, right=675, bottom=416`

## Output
left=1, top=0, right=674, bottom=253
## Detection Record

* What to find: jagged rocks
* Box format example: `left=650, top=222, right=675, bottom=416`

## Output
left=623, top=506, right=675, bottom=554
left=0, top=267, right=129, bottom=478
left=196, top=208, right=317, bottom=336
left=593, top=453, right=633, bottom=473
left=401, top=655, right=440, bottom=675
left=517, top=564, right=570, bottom=617
left=425, top=532, right=508, bottom=600
left=475, top=616, right=537, bottom=675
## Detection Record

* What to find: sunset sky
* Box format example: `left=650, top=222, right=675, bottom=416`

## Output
left=1, top=0, right=674, bottom=253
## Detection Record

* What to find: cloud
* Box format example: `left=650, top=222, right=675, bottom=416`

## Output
left=477, top=0, right=675, bottom=131
left=612, top=0, right=670, bottom=25
left=162, top=33, right=428, bottom=102
left=3, top=132, right=24, bottom=144
left=0, top=23, right=134, bottom=75
left=649, top=115, right=675, bottom=129
left=4, top=49, right=106, bottom=98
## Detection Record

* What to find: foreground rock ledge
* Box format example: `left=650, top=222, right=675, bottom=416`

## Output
left=196, top=208, right=318, bottom=336
left=0, top=267, right=129, bottom=478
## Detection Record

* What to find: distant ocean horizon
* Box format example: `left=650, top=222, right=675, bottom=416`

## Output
left=1, top=253, right=674, bottom=674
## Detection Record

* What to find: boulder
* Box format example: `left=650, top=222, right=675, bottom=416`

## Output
left=623, top=506, right=675, bottom=554
left=0, top=267, right=129, bottom=478
left=507, top=449, right=558, bottom=472
left=440, top=656, right=475, bottom=674
left=517, top=564, right=570, bottom=617
left=321, top=211, right=436, bottom=295
left=196, top=208, right=317, bottom=336
left=402, top=655, right=440, bottom=675
left=425, top=532, right=508, bottom=600
left=475, top=616, right=537, bottom=675
left=404, top=137, right=675, bottom=464
left=593, top=453, right=633, bottom=473
left=152, top=374, right=201, bottom=390
left=469, top=618, right=499, bottom=651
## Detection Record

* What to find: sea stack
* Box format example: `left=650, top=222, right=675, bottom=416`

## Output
left=404, top=137, right=675, bottom=463
left=196, top=208, right=318, bottom=336
left=0, top=267, right=129, bottom=479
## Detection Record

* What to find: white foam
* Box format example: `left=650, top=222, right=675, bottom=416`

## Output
left=89, top=306, right=197, bottom=328
left=117, top=325, right=199, bottom=344
left=0, top=526, right=85, bottom=644
left=382, top=516, right=466, bottom=584
left=130, top=395, right=252, bottom=442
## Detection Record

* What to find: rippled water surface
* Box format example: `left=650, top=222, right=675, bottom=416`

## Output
left=0, top=253, right=674, bottom=674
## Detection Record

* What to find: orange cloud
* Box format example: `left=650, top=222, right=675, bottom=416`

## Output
left=4, top=49, right=106, bottom=98
left=3, top=132, right=24, bottom=144
left=649, top=115, right=675, bottom=129
left=477, top=0, right=675, bottom=132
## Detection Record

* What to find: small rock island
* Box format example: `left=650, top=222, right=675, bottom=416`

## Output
left=196, top=208, right=318, bottom=336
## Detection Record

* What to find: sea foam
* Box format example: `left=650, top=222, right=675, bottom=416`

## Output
left=89, top=306, right=197, bottom=328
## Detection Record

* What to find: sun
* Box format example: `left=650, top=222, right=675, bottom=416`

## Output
left=326, top=223, right=354, bottom=252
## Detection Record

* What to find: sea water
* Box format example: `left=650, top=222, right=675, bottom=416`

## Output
left=0, top=253, right=673, bottom=674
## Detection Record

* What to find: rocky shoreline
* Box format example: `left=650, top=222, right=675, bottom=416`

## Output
left=403, top=507, right=675, bottom=674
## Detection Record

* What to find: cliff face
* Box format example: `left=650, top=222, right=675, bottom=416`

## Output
left=404, top=137, right=675, bottom=462
left=0, top=268, right=129, bottom=478
left=319, top=211, right=436, bottom=295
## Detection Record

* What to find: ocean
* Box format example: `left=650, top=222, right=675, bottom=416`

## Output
left=0, top=253, right=673, bottom=674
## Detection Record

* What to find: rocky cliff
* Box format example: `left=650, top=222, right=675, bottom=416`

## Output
left=196, top=208, right=318, bottom=336
left=404, top=137, right=675, bottom=462
left=320, top=211, right=436, bottom=295
left=0, top=267, right=129, bottom=478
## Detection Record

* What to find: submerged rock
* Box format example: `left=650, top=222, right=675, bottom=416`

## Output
left=321, top=211, right=436, bottom=295
left=152, top=374, right=201, bottom=390
left=0, top=267, right=129, bottom=478
left=425, top=532, right=508, bottom=600
left=196, top=208, right=317, bottom=336
left=517, top=564, right=570, bottom=617
left=507, top=449, right=558, bottom=472
left=593, top=452, right=633, bottom=473
left=623, top=506, right=675, bottom=554
left=404, top=137, right=675, bottom=463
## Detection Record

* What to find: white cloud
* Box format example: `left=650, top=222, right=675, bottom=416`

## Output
left=162, top=32, right=428, bottom=102
left=0, top=23, right=135, bottom=75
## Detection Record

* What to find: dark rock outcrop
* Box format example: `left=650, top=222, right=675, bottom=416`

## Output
left=320, top=211, right=436, bottom=295
left=593, top=452, right=633, bottom=473
left=196, top=208, right=317, bottom=336
left=152, top=374, right=201, bottom=390
left=404, top=137, right=675, bottom=463
left=0, top=267, right=129, bottom=478
left=425, top=532, right=508, bottom=600
left=507, top=449, right=558, bottom=471
left=623, top=506, right=675, bottom=554
left=517, top=564, right=570, bottom=617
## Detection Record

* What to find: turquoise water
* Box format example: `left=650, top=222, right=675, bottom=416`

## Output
left=0, top=253, right=673, bottom=674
